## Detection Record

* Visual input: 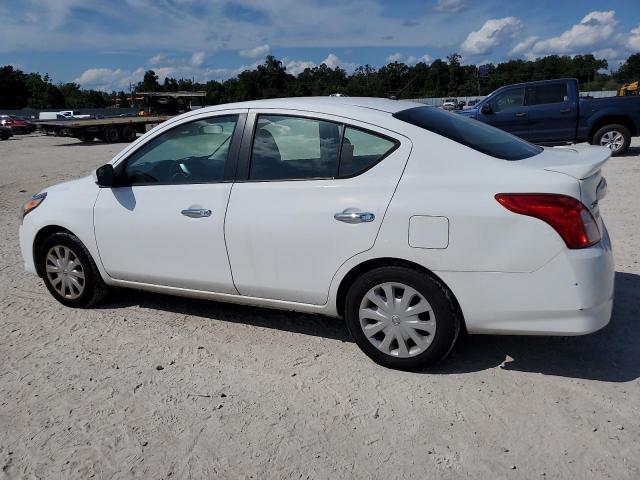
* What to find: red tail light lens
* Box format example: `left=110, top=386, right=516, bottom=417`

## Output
left=495, top=193, right=601, bottom=249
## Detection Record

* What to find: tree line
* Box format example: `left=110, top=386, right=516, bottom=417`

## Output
left=1, top=53, right=640, bottom=110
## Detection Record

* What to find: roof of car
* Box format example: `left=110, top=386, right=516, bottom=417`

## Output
left=199, top=96, right=425, bottom=115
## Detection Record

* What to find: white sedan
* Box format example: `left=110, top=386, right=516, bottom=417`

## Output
left=19, top=97, right=614, bottom=370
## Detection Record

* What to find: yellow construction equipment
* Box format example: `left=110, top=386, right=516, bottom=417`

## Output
left=618, top=81, right=639, bottom=96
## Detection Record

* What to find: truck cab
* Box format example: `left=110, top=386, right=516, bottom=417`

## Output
left=459, top=79, right=578, bottom=145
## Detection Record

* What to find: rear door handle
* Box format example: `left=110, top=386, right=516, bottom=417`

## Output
left=181, top=208, right=212, bottom=218
left=515, top=112, right=526, bottom=117
left=559, top=108, right=571, bottom=113
left=334, top=210, right=375, bottom=224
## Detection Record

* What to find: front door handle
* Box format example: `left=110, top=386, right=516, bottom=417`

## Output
left=334, top=210, right=375, bottom=224
left=515, top=112, right=526, bottom=117
left=559, top=108, right=571, bottom=113
left=181, top=208, right=212, bottom=218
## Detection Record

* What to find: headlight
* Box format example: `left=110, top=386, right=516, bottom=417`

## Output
left=21, top=192, right=47, bottom=219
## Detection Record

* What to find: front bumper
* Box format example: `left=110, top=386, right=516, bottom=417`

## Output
left=19, top=215, right=38, bottom=275
left=438, top=227, right=614, bottom=335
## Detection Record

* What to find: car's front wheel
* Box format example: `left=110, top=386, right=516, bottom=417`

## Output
left=39, top=232, right=109, bottom=307
left=345, top=266, right=460, bottom=370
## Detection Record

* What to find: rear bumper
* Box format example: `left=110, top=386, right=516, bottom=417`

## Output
left=438, top=227, right=614, bottom=335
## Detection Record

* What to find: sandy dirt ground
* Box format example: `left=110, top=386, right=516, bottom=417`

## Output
left=1, top=134, right=639, bottom=479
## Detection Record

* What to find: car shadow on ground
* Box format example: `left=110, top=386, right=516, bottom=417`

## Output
left=619, top=145, right=640, bottom=157
left=97, top=271, right=640, bottom=382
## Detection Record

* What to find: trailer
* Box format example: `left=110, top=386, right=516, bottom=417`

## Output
left=36, top=91, right=206, bottom=143
left=37, top=115, right=172, bottom=142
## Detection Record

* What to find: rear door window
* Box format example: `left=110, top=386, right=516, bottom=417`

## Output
left=249, top=115, right=342, bottom=180
left=526, top=83, right=568, bottom=105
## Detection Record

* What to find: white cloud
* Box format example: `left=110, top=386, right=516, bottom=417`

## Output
left=509, top=36, right=538, bottom=56
left=285, top=60, right=316, bottom=75
left=626, top=25, right=640, bottom=52
left=148, top=54, right=164, bottom=66
left=592, top=48, right=619, bottom=60
left=434, top=0, right=466, bottom=13
left=529, top=11, right=618, bottom=56
left=239, top=44, right=270, bottom=58
left=74, top=67, right=145, bottom=91
left=386, top=52, right=432, bottom=65
left=462, top=17, right=523, bottom=55
left=320, top=53, right=356, bottom=72
left=190, top=51, right=206, bottom=67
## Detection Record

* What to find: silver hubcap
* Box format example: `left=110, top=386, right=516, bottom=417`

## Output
left=600, top=131, right=624, bottom=151
left=45, top=245, right=85, bottom=299
left=359, top=282, right=436, bottom=358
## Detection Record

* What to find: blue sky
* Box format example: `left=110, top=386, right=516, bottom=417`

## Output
left=1, top=0, right=639, bottom=91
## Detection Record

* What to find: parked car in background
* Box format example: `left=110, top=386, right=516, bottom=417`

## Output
left=458, top=78, right=640, bottom=155
left=19, top=97, right=614, bottom=370
left=0, top=124, right=12, bottom=140
left=466, top=99, right=481, bottom=107
left=442, top=98, right=457, bottom=110
left=2, top=115, right=36, bottom=134
left=38, top=110, right=92, bottom=120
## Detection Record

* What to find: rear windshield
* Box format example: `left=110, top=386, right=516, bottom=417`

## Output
left=393, top=106, right=542, bottom=160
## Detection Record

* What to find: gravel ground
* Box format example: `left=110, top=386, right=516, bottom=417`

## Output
left=1, top=134, right=639, bottom=479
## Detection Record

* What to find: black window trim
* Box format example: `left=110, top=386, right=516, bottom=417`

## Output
left=113, top=113, right=247, bottom=187
left=235, top=111, right=401, bottom=183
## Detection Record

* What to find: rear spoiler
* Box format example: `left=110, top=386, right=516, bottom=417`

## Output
left=543, top=146, right=611, bottom=180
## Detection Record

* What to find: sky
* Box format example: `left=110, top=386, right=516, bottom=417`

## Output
left=1, top=0, right=639, bottom=92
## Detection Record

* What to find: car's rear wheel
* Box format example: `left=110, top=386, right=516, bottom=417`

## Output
left=39, top=232, right=108, bottom=308
left=344, top=266, right=460, bottom=370
left=592, top=124, right=631, bottom=156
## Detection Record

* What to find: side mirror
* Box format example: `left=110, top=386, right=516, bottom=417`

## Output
left=96, top=164, right=115, bottom=188
left=480, top=104, right=493, bottom=115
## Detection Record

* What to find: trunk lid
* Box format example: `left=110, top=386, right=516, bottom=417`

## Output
left=518, top=145, right=610, bottom=230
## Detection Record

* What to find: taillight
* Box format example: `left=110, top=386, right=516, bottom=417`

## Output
left=495, top=193, right=601, bottom=249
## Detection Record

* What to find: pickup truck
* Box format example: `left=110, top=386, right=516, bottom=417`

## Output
left=457, top=78, right=640, bottom=156
left=39, top=110, right=92, bottom=120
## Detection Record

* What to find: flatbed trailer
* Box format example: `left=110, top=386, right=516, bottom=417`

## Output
left=37, top=115, right=172, bottom=143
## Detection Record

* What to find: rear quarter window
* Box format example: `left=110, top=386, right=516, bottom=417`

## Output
left=393, top=106, right=542, bottom=161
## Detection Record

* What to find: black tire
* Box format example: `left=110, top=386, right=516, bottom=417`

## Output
left=120, top=125, right=136, bottom=142
left=591, top=124, right=631, bottom=156
left=80, top=131, right=95, bottom=142
left=344, top=266, right=460, bottom=371
left=104, top=126, right=120, bottom=143
left=38, top=232, right=109, bottom=308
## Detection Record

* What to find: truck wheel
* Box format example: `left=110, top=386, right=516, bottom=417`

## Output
left=104, top=126, right=120, bottom=143
left=592, top=124, right=631, bottom=156
left=80, top=132, right=95, bottom=142
left=120, top=125, right=136, bottom=142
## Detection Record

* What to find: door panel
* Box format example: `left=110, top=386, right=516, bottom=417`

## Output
left=93, top=112, right=246, bottom=293
left=525, top=83, right=577, bottom=143
left=225, top=112, right=411, bottom=305
left=94, top=184, right=236, bottom=292
left=478, top=87, right=530, bottom=139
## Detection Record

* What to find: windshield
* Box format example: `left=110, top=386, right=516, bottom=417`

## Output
left=393, top=106, right=542, bottom=160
